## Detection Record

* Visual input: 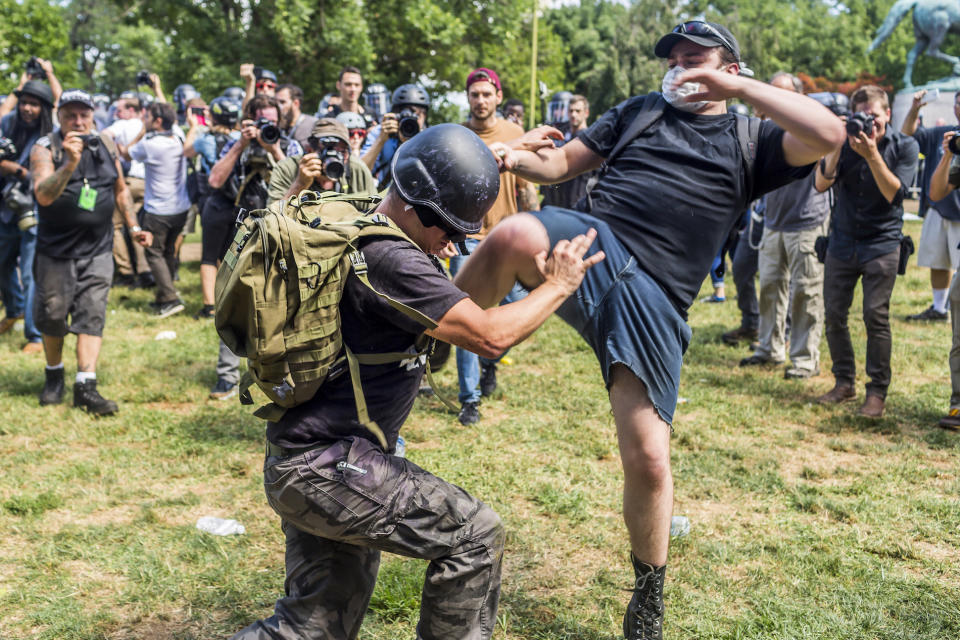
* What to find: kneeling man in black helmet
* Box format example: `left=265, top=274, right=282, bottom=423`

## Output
left=231, top=124, right=604, bottom=640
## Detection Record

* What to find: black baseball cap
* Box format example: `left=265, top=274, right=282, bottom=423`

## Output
left=58, top=88, right=96, bottom=110
left=655, top=21, right=740, bottom=60
left=14, top=80, right=54, bottom=108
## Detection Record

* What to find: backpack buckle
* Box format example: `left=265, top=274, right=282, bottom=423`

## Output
left=370, top=213, right=390, bottom=226
left=349, top=250, right=367, bottom=274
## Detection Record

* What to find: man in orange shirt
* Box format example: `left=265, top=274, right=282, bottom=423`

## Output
left=451, top=67, right=539, bottom=425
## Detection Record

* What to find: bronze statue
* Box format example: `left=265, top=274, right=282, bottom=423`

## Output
left=869, top=0, right=960, bottom=87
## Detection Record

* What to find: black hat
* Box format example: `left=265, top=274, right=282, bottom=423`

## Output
left=655, top=21, right=741, bottom=61
left=391, top=123, right=499, bottom=235
left=14, top=80, right=54, bottom=108
left=58, top=88, right=96, bottom=110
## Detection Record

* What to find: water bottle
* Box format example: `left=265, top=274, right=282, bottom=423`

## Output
left=196, top=516, right=245, bottom=536
left=670, top=515, right=690, bottom=538
left=394, top=435, right=406, bottom=458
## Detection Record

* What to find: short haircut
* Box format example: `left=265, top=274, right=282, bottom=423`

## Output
left=148, top=102, right=176, bottom=130
left=339, top=66, right=362, bottom=81
left=277, top=83, right=303, bottom=104
left=570, top=94, right=589, bottom=110
left=186, top=97, right=205, bottom=108
left=124, top=96, right=142, bottom=111
left=850, top=85, right=889, bottom=111
left=245, top=94, right=280, bottom=119
left=504, top=98, right=523, bottom=110
left=718, top=47, right=738, bottom=67
left=769, top=71, right=802, bottom=93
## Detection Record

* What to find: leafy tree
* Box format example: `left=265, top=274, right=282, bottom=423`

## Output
left=0, top=0, right=81, bottom=93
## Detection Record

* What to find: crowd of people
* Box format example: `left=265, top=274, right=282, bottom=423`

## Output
left=0, top=19, right=957, bottom=640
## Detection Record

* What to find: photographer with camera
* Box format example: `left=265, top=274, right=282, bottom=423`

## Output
left=135, top=72, right=166, bottom=105
left=814, top=85, right=919, bottom=417
left=205, top=94, right=300, bottom=400
left=29, top=89, right=152, bottom=415
left=361, top=84, right=429, bottom=188
left=918, top=127, right=960, bottom=429
left=267, top=118, right=374, bottom=204
left=117, top=101, right=197, bottom=318
left=0, top=58, right=61, bottom=120
left=900, top=89, right=960, bottom=322
left=0, top=80, right=56, bottom=353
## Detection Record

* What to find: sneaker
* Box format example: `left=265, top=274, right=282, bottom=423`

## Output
left=209, top=378, right=238, bottom=400
left=73, top=379, right=118, bottom=416
left=156, top=300, right=185, bottom=318
left=739, top=354, right=784, bottom=367
left=938, top=408, right=960, bottom=431
left=39, top=367, right=65, bottom=405
left=458, top=401, right=481, bottom=425
left=906, top=305, right=948, bottom=322
left=702, top=294, right=725, bottom=303
left=623, top=554, right=665, bottom=640
left=721, top=326, right=758, bottom=346
left=193, top=304, right=215, bottom=320
left=136, top=272, right=156, bottom=289
left=480, top=363, right=498, bottom=397
left=784, top=366, right=819, bottom=379
left=114, top=273, right=137, bottom=288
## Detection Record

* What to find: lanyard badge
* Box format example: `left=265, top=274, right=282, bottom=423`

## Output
left=78, top=179, right=98, bottom=211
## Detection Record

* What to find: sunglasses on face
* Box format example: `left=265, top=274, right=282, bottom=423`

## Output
left=672, top=21, right=737, bottom=58
left=349, top=129, right=366, bottom=138
left=257, top=81, right=276, bottom=90
left=412, top=205, right=466, bottom=243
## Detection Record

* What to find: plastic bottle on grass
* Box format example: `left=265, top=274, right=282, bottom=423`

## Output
left=670, top=515, right=690, bottom=538
left=196, top=516, right=245, bottom=536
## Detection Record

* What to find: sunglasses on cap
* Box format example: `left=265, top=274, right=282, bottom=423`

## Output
left=672, top=21, right=738, bottom=58
left=410, top=204, right=466, bottom=243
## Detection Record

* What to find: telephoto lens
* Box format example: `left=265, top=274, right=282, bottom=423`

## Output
left=256, top=118, right=281, bottom=145
left=398, top=109, right=421, bottom=138
left=321, top=149, right=345, bottom=181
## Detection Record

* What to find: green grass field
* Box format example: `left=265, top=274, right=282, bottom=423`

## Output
left=1, top=218, right=958, bottom=639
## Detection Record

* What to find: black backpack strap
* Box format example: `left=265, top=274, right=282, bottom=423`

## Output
left=585, top=92, right=666, bottom=212
left=733, top=113, right=761, bottom=200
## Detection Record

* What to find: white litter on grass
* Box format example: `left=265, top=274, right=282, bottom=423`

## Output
left=155, top=330, right=177, bottom=341
left=196, top=516, right=245, bottom=536
left=677, top=397, right=689, bottom=404
left=903, top=212, right=922, bottom=222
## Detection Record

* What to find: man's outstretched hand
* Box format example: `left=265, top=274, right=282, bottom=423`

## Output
left=535, top=228, right=605, bottom=295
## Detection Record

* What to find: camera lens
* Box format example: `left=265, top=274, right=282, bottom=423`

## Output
left=83, top=135, right=101, bottom=151
left=258, top=120, right=280, bottom=145
left=322, top=152, right=345, bottom=181
left=949, top=133, right=960, bottom=155
left=399, top=116, right=420, bottom=139
left=845, top=119, right=863, bottom=137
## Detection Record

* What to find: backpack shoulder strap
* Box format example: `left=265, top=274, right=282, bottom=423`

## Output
left=98, top=131, right=119, bottom=162
left=50, top=130, right=63, bottom=165
left=733, top=113, right=761, bottom=197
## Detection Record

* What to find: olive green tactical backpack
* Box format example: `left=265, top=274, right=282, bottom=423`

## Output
left=214, top=190, right=453, bottom=448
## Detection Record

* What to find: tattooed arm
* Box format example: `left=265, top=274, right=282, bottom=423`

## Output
left=31, top=134, right=82, bottom=207
left=113, top=156, right=152, bottom=246
left=516, top=177, right=541, bottom=212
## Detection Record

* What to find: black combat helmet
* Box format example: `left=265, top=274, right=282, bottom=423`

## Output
left=391, top=123, right=500, bottom=235
left=391, top=84, right=430, bottom=110
left=727, top=103, right=750, bottom=116
left=221, top=86, right=246, bottom=102
left=209, top=96, right=241, bottom=127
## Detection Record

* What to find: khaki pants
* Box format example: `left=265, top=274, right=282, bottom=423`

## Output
left=754, top=221, right=827, bottom=370
left=112, top=176, right=149, bottom=276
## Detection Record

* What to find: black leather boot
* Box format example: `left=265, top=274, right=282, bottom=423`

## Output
left=73, top=379, right=118, bottom=416
left=39, top=367, right=65, bottom=405
left=623, top=553, right=665, bottom=640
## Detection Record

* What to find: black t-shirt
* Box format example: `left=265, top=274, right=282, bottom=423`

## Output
left=268, top=237, right=468, bottom=450
left=35, top=131, right=118, bottom=259
left=578, top=96, right=812, bottom=314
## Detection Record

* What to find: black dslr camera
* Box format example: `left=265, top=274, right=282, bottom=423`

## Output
left=397, top=109, right=421, bottom=138
left=81, top=134, right=101, bottom=151
left=0, top=136, right=17, bottom=162
left=808, top=92, right=850, bottom=118
left=255, top=117, right=281, bottom=145
left=25, top=57, right=47, bottom=81
left=948, top=129, right=960, bottom=155
left=0, top=137, right=37, bottom=230
left=136, top=70, right=151, bottom=87
left=846, top=111, right=876, bottom=137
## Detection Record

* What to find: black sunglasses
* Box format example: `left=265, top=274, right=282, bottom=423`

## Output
left=673, top=21, right=737, bottom=58
left=412, top=205, right=466, bottom=243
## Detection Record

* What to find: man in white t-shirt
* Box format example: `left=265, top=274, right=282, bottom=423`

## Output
left=103, top=93, right=152, bottom=287
left=121, top=102, right=198, bottom=317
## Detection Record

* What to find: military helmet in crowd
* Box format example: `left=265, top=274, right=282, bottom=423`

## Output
left=221, top=86, right=246, bottom=103
left=335, top=111, right=366, bottom=131
left=391, top=84, right=430, bottom=111
left=364, top=82, right=390, bottom=121
left=209, top=96, right=242, bottom=127
left=174, top=84, right=201, bottom=112
left=391, top=123, right=500, bottom=235
left=546, top=91, right=573, bottom=125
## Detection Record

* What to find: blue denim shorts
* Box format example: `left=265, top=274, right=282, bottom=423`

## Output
left=533, top=206, right=691, bottom=425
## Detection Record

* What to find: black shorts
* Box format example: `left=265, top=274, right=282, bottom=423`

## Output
left=33, top=252, right=113, bottom=337
left=200, top=199, right=236, bottom=266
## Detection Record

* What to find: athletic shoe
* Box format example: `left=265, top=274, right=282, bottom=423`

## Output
left=39, top=367, right=65, bottom=405
left=193, top=304, right=215, bottom=320
left=156, top=300, right=185, bottom=318
left=136, top=272, right=156, bottom=289
left=702, top=294, right=725, bottom=303
left=458, top=401, right=481, bottom=425
left=938, top=408, right=960, bottom=430
left=906, top=305, right=948, bottom=322
left=739, top=354, right=784, bottom=367
left=209, top=378, right=238, bottom=400
left=784, top=366, right=819, bottom=379
left=480, top=363, right=498, bottom=397
left=73, top=379, right=118, bottom=416
left=623, top=554, right=665, bottom=640
left=114, top=273, right=137, bottom=288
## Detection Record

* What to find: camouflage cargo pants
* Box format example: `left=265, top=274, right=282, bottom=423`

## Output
left=231, top=436, right=505, bottom=640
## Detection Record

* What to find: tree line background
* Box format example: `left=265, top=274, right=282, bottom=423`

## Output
left=0, top=0, right=953, bottom=122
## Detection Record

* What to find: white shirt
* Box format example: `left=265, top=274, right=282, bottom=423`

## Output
left=129, top=131, right=192, bottom=215
left=104, top=118, right=145, bottom=179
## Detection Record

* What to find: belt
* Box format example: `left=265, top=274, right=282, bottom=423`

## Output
left=265, top=440, right=332, bottom=458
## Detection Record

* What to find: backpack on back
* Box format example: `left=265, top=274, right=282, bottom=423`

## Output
left=214, top=190, right=445, bottom=448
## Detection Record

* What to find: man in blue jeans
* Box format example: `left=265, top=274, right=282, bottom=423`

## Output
left=452, top=66, right=538, bottom=425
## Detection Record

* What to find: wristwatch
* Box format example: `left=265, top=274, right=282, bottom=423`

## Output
left=130, top=225, right=142, bottom=233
